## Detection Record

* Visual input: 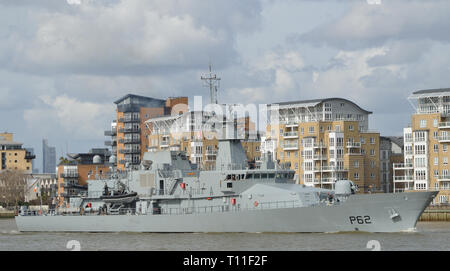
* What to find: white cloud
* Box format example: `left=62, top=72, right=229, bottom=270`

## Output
left=298, top=1, right=450, bottom=50
left=24, top=95, right=115, bottom=139
left=4, top=0, right=262, bottom=75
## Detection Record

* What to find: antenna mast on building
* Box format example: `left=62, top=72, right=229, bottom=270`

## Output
left=201, top=64, right=221, bottom=104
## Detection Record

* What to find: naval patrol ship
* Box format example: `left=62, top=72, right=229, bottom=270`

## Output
left=16, top=138, right=436, bottom=233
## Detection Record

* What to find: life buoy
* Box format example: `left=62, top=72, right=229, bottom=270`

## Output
left=254, top=201, right=259, bottom=207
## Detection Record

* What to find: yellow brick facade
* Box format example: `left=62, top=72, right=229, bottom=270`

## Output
left=0, top=133, right=34, bottom=173
left=267, top=121, right=380, bottom=193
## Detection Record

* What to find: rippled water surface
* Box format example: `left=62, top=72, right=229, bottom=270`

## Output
left=0, top=219, right=449, bottom=251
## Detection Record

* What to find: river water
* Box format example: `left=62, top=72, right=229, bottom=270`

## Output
left=0, top=219, right=449, bottom=251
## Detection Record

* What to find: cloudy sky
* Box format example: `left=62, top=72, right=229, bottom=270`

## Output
left=1, top=0, right=450, bottom=172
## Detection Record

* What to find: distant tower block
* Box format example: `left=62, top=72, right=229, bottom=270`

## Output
left=201, top=64, right=221, bottom=104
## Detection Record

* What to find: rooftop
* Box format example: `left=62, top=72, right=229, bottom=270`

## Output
left=412, top=88, right=450, bottom=95
left=113, top=94, right=166, bottom=105
left=271, top=97, right=372, bottom=114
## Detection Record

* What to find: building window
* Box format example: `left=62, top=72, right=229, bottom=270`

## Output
left=309, top=126, right=314, bottom=134
left=434, top=157, right=439, bottom=166
left=370, top=173, right=375, bottom=179
left=415, top=131, right=426, bottom=142
left=370, top=137, right=375, bottom=144
left=444, top=157, right=449, bottom=165
left=433, top=119, right=438, bottom=127
left=354, top=173, right=359, bottom=180
left=349, top=125, right=354, bottom=131
left=370, top=149, right=375, bottom=156
left=354, top=161, right=359, bottom=168
left=443, top=144, right=448, bottom=152
left=415, top=157, right=426, bottom=167
left=370, top=161, right=375, bottom=168
left=415, top=145, right=426, bottom=155
left=434, top=144, right=439, bottom=153
left=420, top=120, right=427, bottom=128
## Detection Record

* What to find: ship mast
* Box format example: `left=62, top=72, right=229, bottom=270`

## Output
left=201, top=64, right=220, bottom=105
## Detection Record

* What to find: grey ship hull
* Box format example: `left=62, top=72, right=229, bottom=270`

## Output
left=15, top=191, right=436, bottom=233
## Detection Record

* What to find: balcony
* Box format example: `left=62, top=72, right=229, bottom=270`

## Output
left=393, top=163, right=414, bottom=169
left=118, top=117, right=140, bottom=123
left=25, top=152, right=36, bottom=160
left=318, top=178, right=337, bottom=184
left=313, top=154, right=327, bottom=160
left=119, top=149, right=140, bottom=154
left=306, top=178, right=336, bottom=185
left=118, top=127, right=141, bottom=133
left=282, top=142, right=299, bottom=150
left=438, top=122, right=450, bottom=129
left=63, top=182, right=87, bottom=189
left=206, top=150, right=218, bottom=156
left=393, top=176, right=414, bottom=182
left=315, top=166, right=348, bottom=172
left=60, top=172, right=79, bottom=178
left=285, top=121, right=298, bottom=127
left=313, top=143, right=327, bottom=149
left=104, top=140, right=117, bottom=146
left=205, top=155, right=216, bottom=162
left=283, top=131, right=298, bottom=139
left=438, top=135, right=450, bottom=142
left=346, top=142, right=361, bottom=148
left=160, top=141, right=170, bottom=148
left=118, top=138, right=140, bottom=144
left=438, top=176, right=450, bottom=182
left=104, top=130, right=117, bottom=136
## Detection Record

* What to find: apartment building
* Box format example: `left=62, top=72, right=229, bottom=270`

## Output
left=267, top=98, right=381, bottom=193
left=0, top=133, right=35, bottom=173
left=105, top=94, right=188, bottom=170
left=56, top=148, right=112, bottom=207
left=145, top=109, right=261, bottom=170
left=380, top=136, right=404, bottom=193
left=393, top=88, right=450, bottom=205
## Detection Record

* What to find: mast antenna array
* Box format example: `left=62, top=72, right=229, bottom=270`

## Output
left=201, top=64, right=221, bottom=104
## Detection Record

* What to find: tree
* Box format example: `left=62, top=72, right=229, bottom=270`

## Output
left=0, top=170, right=26, bottom=207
